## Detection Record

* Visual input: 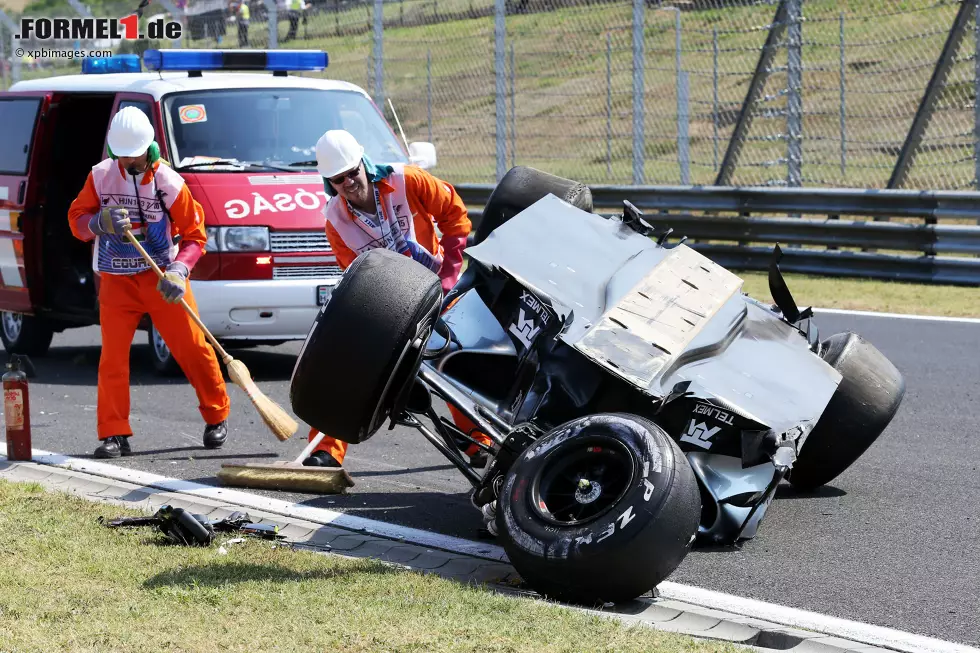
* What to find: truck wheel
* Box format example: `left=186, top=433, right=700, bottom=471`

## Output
left=471, top=166, right=593, bottom=246
left=289, top=248, right=443, bottom=444
left=147, top=320, right=183, bottom=377
left=788, top=332, right=906, bottom=491
left=0, top=312, right=53, bottom=357
left=496, top=413, right=701, bottom=605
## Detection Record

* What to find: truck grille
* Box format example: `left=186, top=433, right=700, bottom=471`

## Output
left=272, top=265, right=343, bottom=280
left=270, top=231, right=330, bottom=253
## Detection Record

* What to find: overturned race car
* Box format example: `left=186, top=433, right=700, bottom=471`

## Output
left=289, top=167, right=906, bottom=606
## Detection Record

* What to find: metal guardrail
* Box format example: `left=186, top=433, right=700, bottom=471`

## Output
left=455, top=184, right=980, bottom=286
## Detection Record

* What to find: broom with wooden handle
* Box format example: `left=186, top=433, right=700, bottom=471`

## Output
left=121, top=224, right=298, bottom=442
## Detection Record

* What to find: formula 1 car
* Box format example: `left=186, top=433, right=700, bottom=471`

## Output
left=289, top=166, right=906, bottom=606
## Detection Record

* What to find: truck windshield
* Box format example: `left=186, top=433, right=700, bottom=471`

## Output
left=161, top=88, right=409, bottom=171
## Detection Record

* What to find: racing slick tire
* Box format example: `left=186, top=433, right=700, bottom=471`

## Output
left=0, top=311, right=53, bottom=357
left=289, top=248, right=443, bottom=444
left=788, top=331, right=906, bottom=491
left=471, top=166, right=594, bottom=246
left=496, top=413, right=701, bottom=606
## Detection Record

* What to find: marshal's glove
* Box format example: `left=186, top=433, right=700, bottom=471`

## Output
left=89, top=207, right=131, bottom=236
left=157, top=261, right=189, bottom=303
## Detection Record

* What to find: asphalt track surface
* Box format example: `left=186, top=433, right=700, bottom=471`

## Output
left=8, top=311, right=979, bottom=646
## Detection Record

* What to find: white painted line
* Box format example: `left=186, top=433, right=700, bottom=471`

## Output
left=4, top=446, right=977, bottom=653
left=658, top=582, right=980, bottom=653
left=815, top=307, right=980, bottom=325
left=13, top=447, right=508, bottom=562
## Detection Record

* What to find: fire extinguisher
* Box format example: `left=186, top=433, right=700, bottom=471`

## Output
left=3, top=354, right=31, bottom=461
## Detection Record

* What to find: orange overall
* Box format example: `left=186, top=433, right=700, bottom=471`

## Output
left=309, top=164, right=491, bottom=464
left=68, top=160, right=231, bottom=439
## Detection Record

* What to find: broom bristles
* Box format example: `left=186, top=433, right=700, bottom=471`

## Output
left=217, top=464, right=354, bottom=494
left=226, top=358, right=298, bottom=442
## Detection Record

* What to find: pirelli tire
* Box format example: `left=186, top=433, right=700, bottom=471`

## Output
left=496, top=413, right=701, bottom=606
left=289, top=248, right=443, bottom=445
left=471, top=166, right=594, bottom=247
left=788, top=331, right=906, bottom=491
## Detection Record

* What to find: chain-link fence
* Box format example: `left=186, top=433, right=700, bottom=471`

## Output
left=3, top=0, right=980, bottom=189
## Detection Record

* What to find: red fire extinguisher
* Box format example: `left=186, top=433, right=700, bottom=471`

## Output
left=4, top=354, right=31, bottom=461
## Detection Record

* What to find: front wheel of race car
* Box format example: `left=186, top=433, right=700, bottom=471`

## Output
left=289, top=248, right=444, bottom=444
left=471, top=165, right=594, bottom=247
left=788, top=331, right=906, bottom=491
left=496, top=413, right=701, bottom=606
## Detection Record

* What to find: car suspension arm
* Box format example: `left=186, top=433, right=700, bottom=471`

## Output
left=418, top=364, right=508, bottom=447
left=398, top=413, right=484, bottom=487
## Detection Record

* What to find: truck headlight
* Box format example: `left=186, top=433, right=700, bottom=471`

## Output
left=222, top=227, right=270, bottom=252
left=205, top=226, right=221, bottom=252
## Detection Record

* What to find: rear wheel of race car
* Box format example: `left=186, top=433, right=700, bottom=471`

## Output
left=289, top=248, right=443, bottom=444
left=788, top=332, right=906, bottom=491
left=496, top=413, right=701, bottom=606
left=471, top=166, right=594, bottom=246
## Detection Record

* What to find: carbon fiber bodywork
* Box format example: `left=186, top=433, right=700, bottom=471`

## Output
left=426, top=194, right=843, bottom=544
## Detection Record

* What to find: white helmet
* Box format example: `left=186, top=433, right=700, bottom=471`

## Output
left=107, top=106, right=155, bottom=158
left=316, top=129, right=365, bottom=179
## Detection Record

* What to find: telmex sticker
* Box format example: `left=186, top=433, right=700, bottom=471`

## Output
left=179, top=105, right=207, bottom=124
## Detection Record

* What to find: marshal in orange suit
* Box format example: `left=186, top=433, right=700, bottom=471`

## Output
left=301, top=129, right=492, bottom=471
left=67, top=106, right=231, bottom=459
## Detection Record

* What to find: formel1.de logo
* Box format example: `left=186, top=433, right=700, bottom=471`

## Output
left=17, top=15, right=182, bottom=41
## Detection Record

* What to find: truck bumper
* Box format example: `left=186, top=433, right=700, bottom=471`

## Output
left=189, top=278, right=339, bottom=342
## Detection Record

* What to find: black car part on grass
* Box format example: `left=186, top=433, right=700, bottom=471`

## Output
left=101, top=505, right=283, bottom=546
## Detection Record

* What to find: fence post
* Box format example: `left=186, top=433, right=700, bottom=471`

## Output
left=786, top=0, right=803, bottom=187
left=889, top=0, right=976, bottom=190
left=674, top=8, right=686, bottom=184
left=679, top=71, right=690, bottom=184
left=975, top=1, right=980, bottom=192
left=374, top=0, right=384, bottom=103
left=427, top=49, right=433, bottom=143
left=840, top=12, right=846, bottom=177
left=264, top=0, right=278, bottom=49
left=510, top=42, right=516, bottom=168
left=0, top=9, right=17, bottom=85
left=495, top=0, right=506, bottom=181
left=713, top=28, right=719, bottom=172
left=632, top=0, right=645, bottom=184
left=0, top=23, right=6, bottom=91
left=716, top=0, right=789, bottom=186
left=607, top=31, right=613, bottom=179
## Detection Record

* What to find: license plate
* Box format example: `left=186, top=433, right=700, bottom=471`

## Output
left=316, top=285, right=333, bottom=306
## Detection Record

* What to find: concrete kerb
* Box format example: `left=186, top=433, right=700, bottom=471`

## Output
left=0, top=453, right=971, bottom=653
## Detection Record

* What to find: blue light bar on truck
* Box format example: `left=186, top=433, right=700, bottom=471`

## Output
left=142, top=49, right=328, bottom=73
left=82, top=54, right=142, bottom=74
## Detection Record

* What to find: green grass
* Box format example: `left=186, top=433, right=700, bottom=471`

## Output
left=739, top=270, right=980, bottom=317
left=0, top=479, right=750, bottom=653
left=11, top=0, right=978, bottom=188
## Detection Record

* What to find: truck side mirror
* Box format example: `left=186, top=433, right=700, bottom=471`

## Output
left=408, top=142, right=437, bottom=169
